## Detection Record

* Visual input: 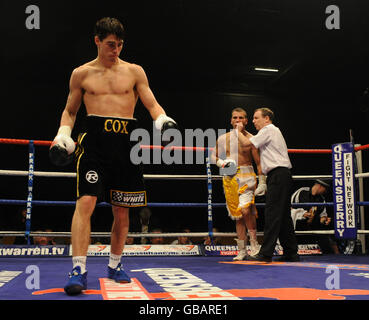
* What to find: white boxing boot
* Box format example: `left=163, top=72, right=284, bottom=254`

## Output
left=250, top=239, right=261, bottom=256
left=233, top=239, right=248, bottom=261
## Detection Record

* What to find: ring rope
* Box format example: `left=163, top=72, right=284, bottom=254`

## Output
left=3, top=169, right=369, bottom=180
left=1, top=138, right=369, bottom=153
left=1, top=137, right=369, bottom=245
left=1, top=199, right=368, bottom=208
left=1, top=230, right=369, bottom=238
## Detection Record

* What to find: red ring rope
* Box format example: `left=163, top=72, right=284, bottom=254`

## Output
left=0, top=138, right=368, bottom=153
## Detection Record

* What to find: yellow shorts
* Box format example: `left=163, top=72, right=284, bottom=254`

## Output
left=222, top=166, right=257, bottom=220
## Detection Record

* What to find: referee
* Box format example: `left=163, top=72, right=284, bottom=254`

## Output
left=234, top=107, right=299, bottom=262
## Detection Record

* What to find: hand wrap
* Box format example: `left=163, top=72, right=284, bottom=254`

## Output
left=217, top=158, right=237, bottom=176
left=254, top=175, right=267, bottom=196
left=49, top=126, right=75, bottom=166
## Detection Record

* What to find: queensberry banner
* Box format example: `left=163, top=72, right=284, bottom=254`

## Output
left=332, top=142, right=357, bottom=239
left=202, top=244, right=322, bottom=256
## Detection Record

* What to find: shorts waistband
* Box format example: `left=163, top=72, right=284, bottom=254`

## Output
left=83, top=115, right=137, bottom=135
left=238, top=165, right=255, bottom=174
left=87, top=114, right=137, bottom=121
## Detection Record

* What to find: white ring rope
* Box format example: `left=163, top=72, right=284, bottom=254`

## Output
left=1, top=230, right=369, bottom=238
left=1, top=169, right=368, bottom=180
left=0, top=169, right=368, bottom=239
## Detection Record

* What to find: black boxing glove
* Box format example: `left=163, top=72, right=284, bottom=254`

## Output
left=49, top=126, right=75, bottom=166
left=154, top=114, right=178, bottom=133
left=139, top=207, right=152, bottom=226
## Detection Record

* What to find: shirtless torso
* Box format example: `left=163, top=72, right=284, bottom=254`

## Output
left=60, top=34, right=165, bottom=128
left=216, top=130, right=258, bottom=167
left=215, top=108, right=261, bottom=172
left=80, top=60, right=139, bottom=118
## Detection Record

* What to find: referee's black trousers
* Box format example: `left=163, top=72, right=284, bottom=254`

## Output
left=259, top=167, right=298, bottom=257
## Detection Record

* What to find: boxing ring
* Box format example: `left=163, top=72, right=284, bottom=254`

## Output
left=1, top=138, right=369, bottom=302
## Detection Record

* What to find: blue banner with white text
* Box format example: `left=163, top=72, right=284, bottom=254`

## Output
left=332, top=142, right=357, bottom=239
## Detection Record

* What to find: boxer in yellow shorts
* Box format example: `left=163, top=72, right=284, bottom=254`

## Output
left=213, top=108, right=266, bottom=260
left=222, top=165, right=258, bottom=220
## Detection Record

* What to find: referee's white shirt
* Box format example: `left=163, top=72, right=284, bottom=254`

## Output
left=249, top=124, right=292, bottom=175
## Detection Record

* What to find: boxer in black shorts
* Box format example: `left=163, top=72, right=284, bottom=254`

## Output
left=76, top=115, right=146, bottom=207
left=49, top=17, right=177, bottom=295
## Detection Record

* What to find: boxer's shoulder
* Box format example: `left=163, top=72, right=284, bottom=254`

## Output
left=244, top=130, right=254, bottom=138
left=73, top=59, right=105, bottom=75
left=125, top=62, right=146, bottom=78
left=70, top=63, right=92, bottom=83
left=217, top=132, right=228, bottom=142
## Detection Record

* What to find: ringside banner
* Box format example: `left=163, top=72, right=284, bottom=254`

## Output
left=203, top=244, right=322, bottom=256
left=332, top=142, right=357, bottom=239
left=0, top=245, right=69, bottom=257
left=74, top=245, right=202, bottom=256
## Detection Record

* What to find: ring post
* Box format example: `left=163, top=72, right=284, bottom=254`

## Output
left=355, top=144, right=366, bottom=254
left=205, top=148, right=214, bottom=244
left=351, top=130, right=365, bottom=254
left=350, top=130, right=361, bottom=230
left=26, top=140, right=35, bottom=244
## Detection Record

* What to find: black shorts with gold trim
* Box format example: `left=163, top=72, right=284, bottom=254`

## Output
left=75, top=115, right=146, bottom=207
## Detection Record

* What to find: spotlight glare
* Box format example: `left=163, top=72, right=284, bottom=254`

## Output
left=254, top=67, right=279, bottom=72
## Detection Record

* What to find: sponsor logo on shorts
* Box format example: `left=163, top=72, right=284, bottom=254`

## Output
left=86, top=170, right=98, bottom=183
left=111, top=190, right=146, bottom=207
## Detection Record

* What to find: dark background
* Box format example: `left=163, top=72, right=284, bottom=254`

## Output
left=0, top=1, right=368, bottom=239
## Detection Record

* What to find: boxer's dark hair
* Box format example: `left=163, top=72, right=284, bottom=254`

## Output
left=255, top=107, right=274, bottom=122
left=94, top=17, right=125, bottom=41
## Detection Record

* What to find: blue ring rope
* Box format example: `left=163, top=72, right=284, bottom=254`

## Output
left=2, top=142, right=368, bottom=242
left=0, top=199, right=368, bottom=207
